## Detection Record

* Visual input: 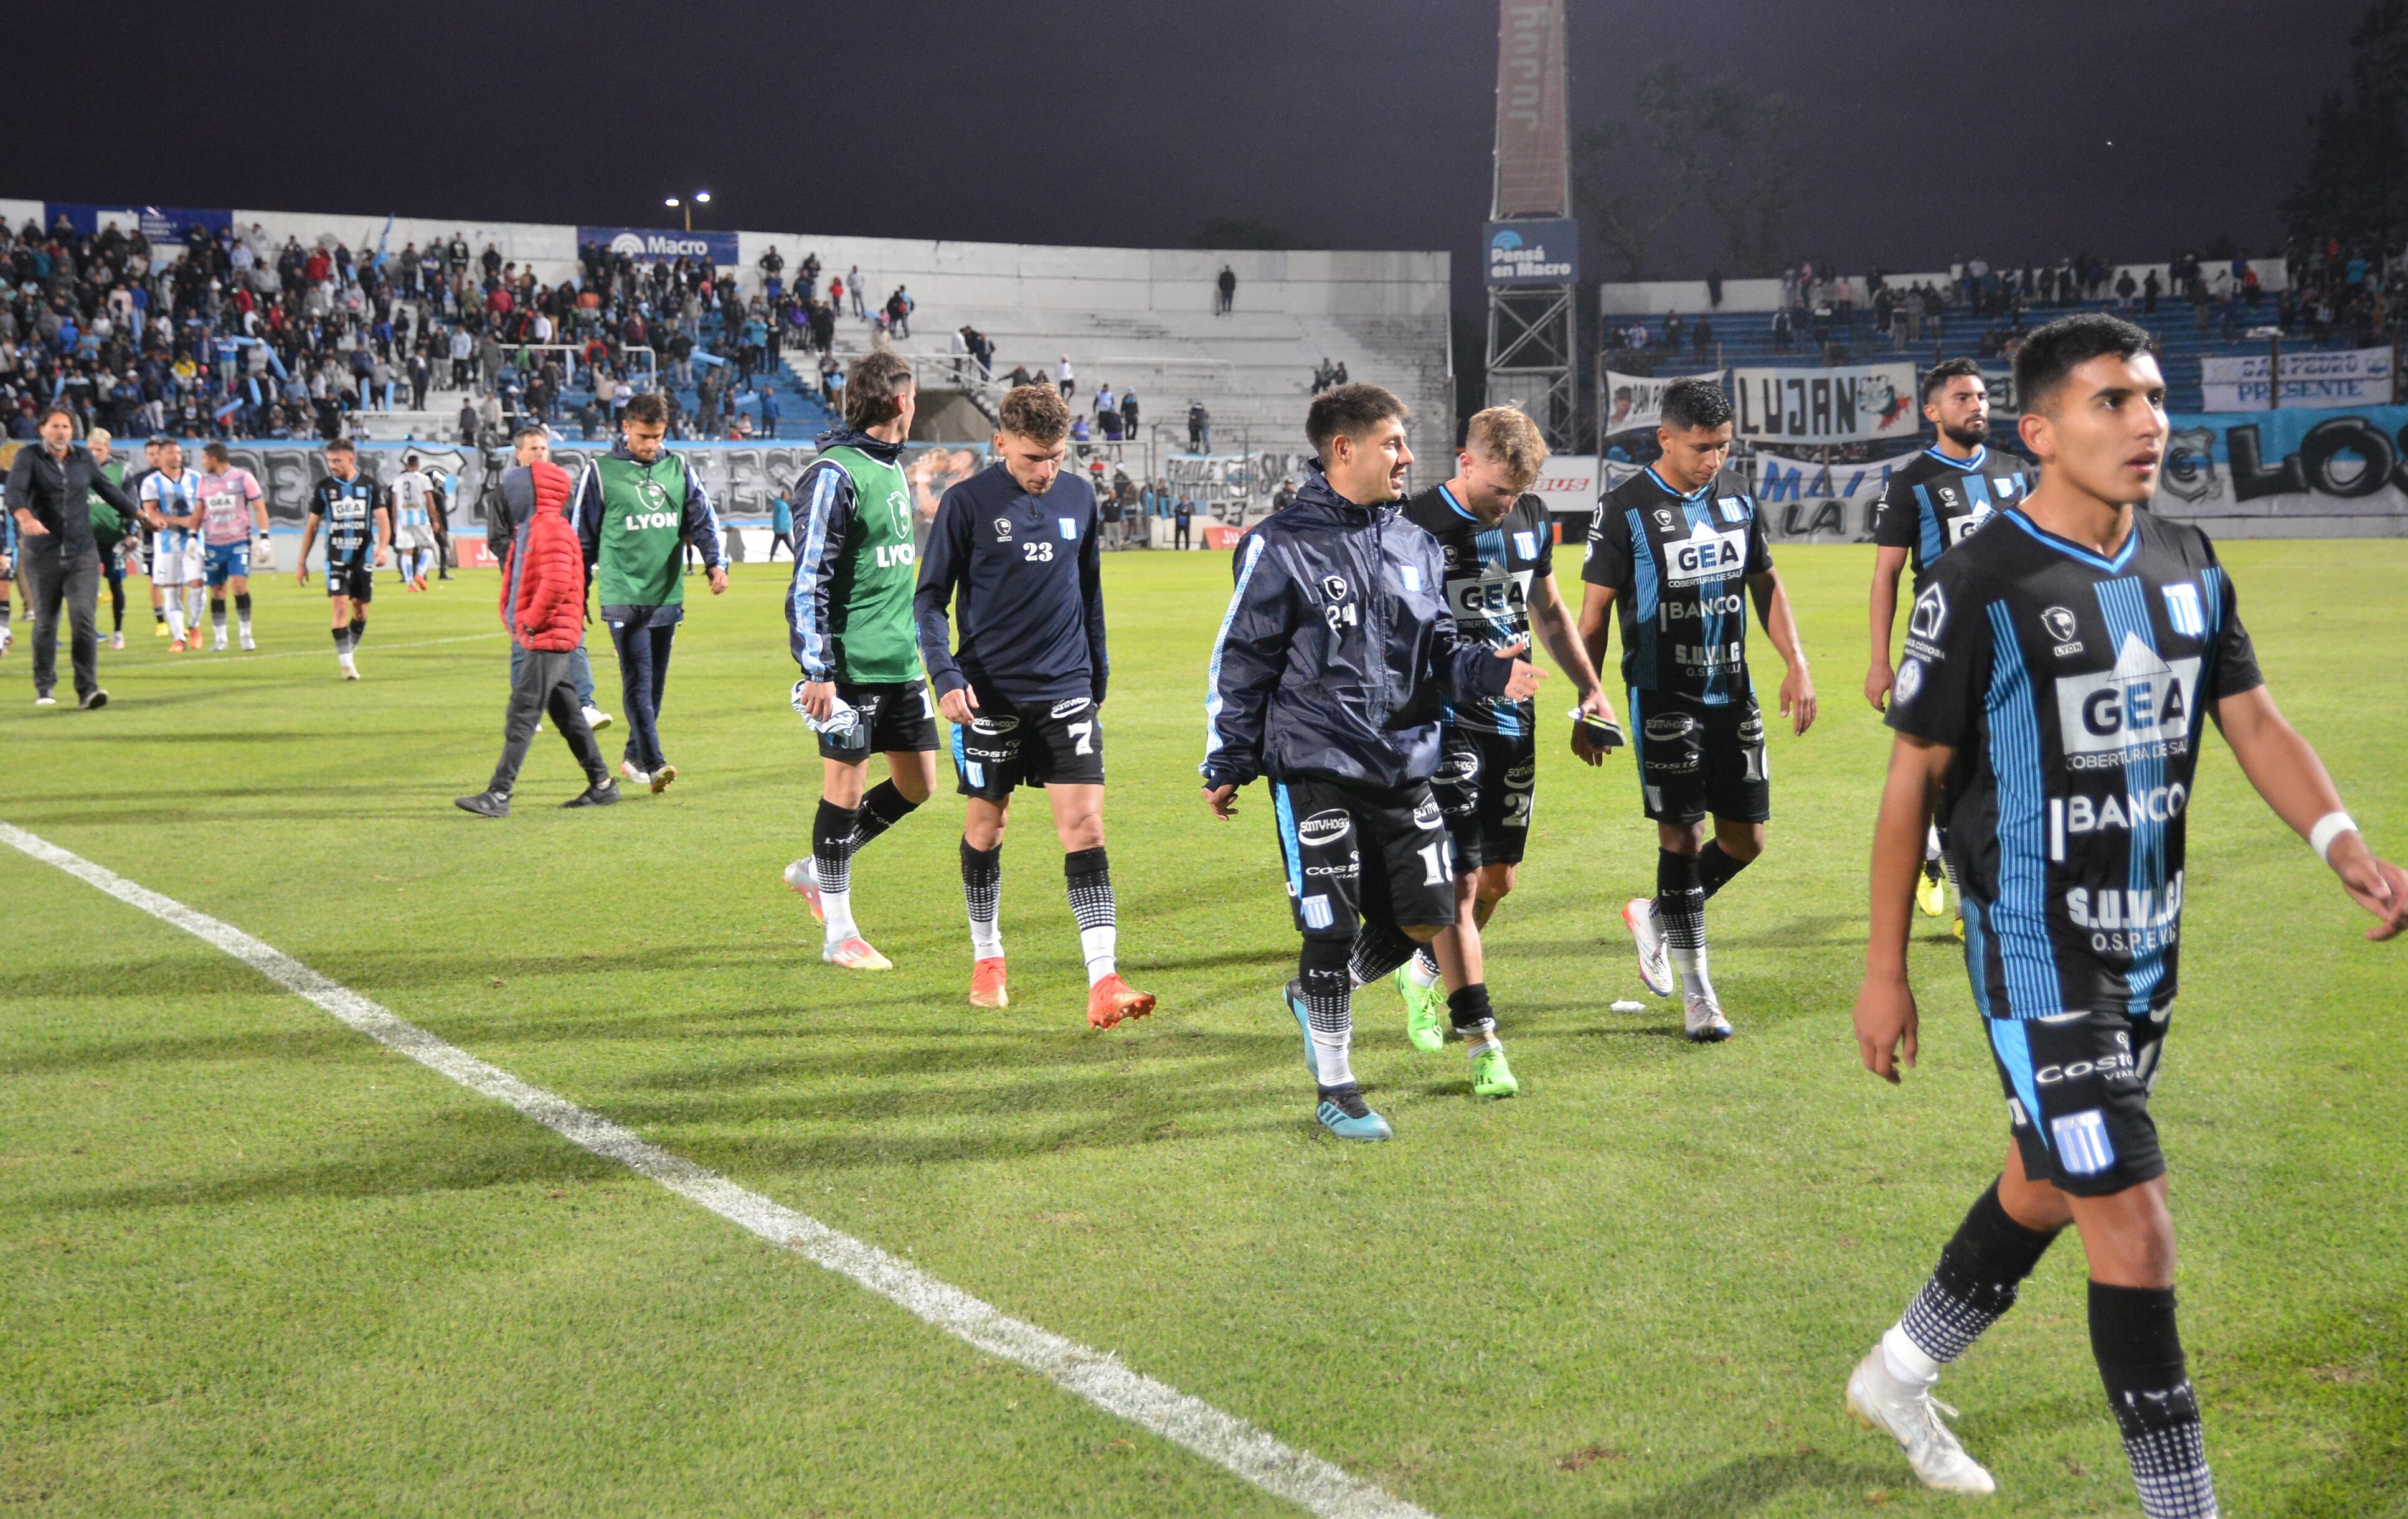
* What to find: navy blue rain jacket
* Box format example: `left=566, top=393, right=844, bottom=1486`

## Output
left=1201, top=472, right=1511, bottom=791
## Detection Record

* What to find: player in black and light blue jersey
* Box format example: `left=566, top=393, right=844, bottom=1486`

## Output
left=1844, top=314, right=2408, bottom=1513
left=1391, top=404, right=1610, bottom=1094
left=1869, top=357, right=2037, bottom=930
left=1578, top=377, right=1816, bottom=1042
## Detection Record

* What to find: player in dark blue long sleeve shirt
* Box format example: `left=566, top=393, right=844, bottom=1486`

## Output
left=913, top=383, right=1153, bottom=1030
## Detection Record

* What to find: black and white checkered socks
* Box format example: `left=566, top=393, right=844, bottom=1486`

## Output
left=2094, top=1283, right=2217, bottom=1519
left=848, top=779, right=920, bottom=854
left=1346, top=923, right=1419, bottom=989
left=1655, top=849, right=1709, bottom=994
left=961, top=840, right=1003, bottom=959
left=1896, top=1183, right=2061, bottom=1368
left=813, top=799, right=857, bottom=898
left=1064, top=847, right=1117, bottom=985
left=1298, top=937, right=1354, bottom=1089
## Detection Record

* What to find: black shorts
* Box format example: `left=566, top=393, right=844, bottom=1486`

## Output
left=1272, top=774, right=1457, bottom=941
left=1430, top=725, right=1536, bottom=870
left=326, top=561, right=375, bottom=602
left=1985, top=1009, right=2170, bottom=1197
left=950, top=694, right=1105, bottom=799
left=1629, top=687, right=1770, bottom=825
left=818, top=680, right=938, bottom=762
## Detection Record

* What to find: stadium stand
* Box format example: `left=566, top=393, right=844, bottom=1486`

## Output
left=1600, top=240, right=2402, bottom=415
left=0, top=199, right=1452, bottom=477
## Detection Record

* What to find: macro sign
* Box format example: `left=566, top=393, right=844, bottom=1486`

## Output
left=578, top=225, right=740, bottom=265
left=1485, top=219, right=1579, bottom=286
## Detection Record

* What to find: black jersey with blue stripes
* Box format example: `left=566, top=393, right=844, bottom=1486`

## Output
left=1582, top=468, right=1773, bottom=705
left=1870, top=445, right=2033, bottom=578
left=1400, top=484, right=1553, bottom=736
left=1886, top=507, right=2264, bottom=1020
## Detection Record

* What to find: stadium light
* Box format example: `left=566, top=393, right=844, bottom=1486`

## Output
left=664, top=192, right=712, bottom=232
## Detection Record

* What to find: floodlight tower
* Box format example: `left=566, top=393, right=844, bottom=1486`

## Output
left=1482, top=0, right=1578, bottom=447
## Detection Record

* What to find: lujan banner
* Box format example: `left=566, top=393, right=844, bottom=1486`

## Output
left=1601, top=369, right=1726, bottom=436
left=2198, top=347, right=2396, bottom=411
left=1732, top=362, right=1920, bottom=446
left=2156, top=403, right=2408, bottom=537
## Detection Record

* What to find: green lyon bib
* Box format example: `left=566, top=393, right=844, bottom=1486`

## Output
left=88, top=461, right=126, bottom=543
left=594, top=453, right=692, bottom=608
left=821, top=445, right=923, bottom=683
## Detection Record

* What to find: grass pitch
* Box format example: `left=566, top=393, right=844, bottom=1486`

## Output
left=1, top=542, right=2402, bottom=1517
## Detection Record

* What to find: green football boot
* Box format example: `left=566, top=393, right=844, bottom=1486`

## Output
left=1395, top=964, right=1445, bottom=1052
left=1469, top=1042, right=1520, bottom=1099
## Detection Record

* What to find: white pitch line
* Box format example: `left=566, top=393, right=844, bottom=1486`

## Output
left=0, top=821, right=1435, bottom=1519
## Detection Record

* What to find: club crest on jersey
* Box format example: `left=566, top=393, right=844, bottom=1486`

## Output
left=1059, top=517, right=1077, bottom=540
left=1666, top=520, right=1748, bottom=587
left=1653, top=507, right=1678, bottom=531
left=1909, top=583, right=1948, bottom=641
left=1321, top=575, right=1351, bottom=603
left=2041, top=605, right=2085, bottom=656
left=2163, top=582, right=2206, bottom=637
left=993, top=516, right=1012, bottom=541
left=1513, top=530, right=1538, bottom=559
left=1894, top=657, right=1925, bottom=703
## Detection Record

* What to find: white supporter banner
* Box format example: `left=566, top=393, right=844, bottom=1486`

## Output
left=1732, top=361, right=1920, bottom=445
left=1600, top=369, right=1726, bottom=436
left=2198, top=347, right=2396, bottom=411
left=1749, top=452, right=1898, bottom=542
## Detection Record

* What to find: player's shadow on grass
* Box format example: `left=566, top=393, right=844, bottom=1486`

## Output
left=35, top=1106, right=620, bottom=1213
left=1581, top=1449, right=1901, bottom=1515
left=0, top=1024, right=361, bottom=1075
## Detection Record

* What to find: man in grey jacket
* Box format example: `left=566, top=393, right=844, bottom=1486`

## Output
left=8, top=405, right=139, bottom=708
left=491, top=426, right=610, bottom=733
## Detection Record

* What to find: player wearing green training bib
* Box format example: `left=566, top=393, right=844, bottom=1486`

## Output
left=573, top=392, right=727, bottom=794
left=782, top=351, right=938, bottom=971
left=82, top=429, right=134, bottom=649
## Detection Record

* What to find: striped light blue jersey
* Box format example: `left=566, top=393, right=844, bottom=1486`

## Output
left=1886, top=508, right=2263, bottom=1018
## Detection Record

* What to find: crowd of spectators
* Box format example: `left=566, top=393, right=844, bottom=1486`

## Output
left=0, top=214, right=913, bottom=448
left=1594, top=236, right=2405, bottom=376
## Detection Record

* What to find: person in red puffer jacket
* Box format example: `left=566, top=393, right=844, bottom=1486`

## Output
left=456, top=451, right=616, bottom=816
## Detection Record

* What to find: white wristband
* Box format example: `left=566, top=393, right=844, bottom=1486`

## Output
left=2310, top=811, right=2359, bottom=865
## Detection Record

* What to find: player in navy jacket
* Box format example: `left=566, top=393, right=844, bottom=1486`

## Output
left=1200, top=384, right=1541, bottom=1141
left=914, top=383, right=1154, bottom=1030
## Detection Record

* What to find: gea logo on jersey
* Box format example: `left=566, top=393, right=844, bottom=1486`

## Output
left=1449, top=568, right=1533, bottom=620
left=1945, top=506, right=1993, bottom=546
left=1666, top=521, right=1748, bottom=586
left=2055, top=633, right=2201, bottom=759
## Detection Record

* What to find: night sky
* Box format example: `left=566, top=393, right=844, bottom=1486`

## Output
left=10, top=0, right=2364, bottom=315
